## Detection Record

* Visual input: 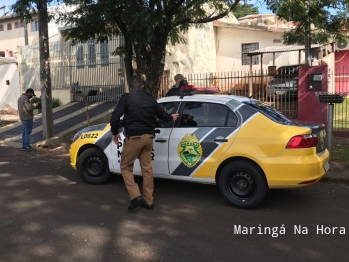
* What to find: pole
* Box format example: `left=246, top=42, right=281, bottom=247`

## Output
left=248, top=56, right=253, bottom=97
left=327, top=103, right=334, bottom=162
left=24, top=23, right=28, bottom=46
left=304, top=0, right=312, bottom=66
left=38, top=0, right=54, bottom=139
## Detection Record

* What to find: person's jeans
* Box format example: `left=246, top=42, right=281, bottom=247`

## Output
left=21, top=119, right=34, bottom=149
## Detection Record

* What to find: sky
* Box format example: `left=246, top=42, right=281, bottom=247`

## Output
left=0, top=0, right=15, bottom=13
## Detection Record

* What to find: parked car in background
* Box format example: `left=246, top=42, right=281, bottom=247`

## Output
left=266, top=64, right=303, bottom=100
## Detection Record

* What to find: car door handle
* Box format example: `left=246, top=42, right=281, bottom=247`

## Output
left=214, top=138, right=228, bottom=142
left=155, top=138, right=167, bottom=143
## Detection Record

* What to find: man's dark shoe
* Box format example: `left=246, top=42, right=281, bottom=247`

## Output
left=22, top=147, right=35, bottom=152
left=128, top=196, right=143, bottom=211
left=140, top=203, right=154, bottom=210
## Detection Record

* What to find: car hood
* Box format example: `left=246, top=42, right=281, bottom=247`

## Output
left=73, top=123, right=108, bottom=142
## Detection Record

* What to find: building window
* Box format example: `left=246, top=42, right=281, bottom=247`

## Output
left=0, top=51, right=5, bottom=57
left=9, top=51, right=13, bottom=57
left=31, top=20, right=39, bottom=32
left=88, top=40, right=96, bottom=67
left=15, top=22, right=20, bottom=29
left=0, top=25, right=3, bottom=31
left=241, top=43, right=259, bottom=65
left=100, top=40, right=109, bottom=66
left=7, top=23, right=12, bottom=30
left=76, top=43, right=85, bottom=68
left=20, top=22, right=25, bottom=28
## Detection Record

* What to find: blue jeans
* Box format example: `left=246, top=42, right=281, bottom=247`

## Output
left=21, top=119, right=34, bottom=149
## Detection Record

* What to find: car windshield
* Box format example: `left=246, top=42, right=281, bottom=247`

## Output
left=243, top=100, right=291, bottom=123
left=275, top=66, right=299, bottom=78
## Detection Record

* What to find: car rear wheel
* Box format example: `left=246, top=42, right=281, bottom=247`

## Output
left=217, top=160, right=268, bottom=209
left=77, top=148, right=111, bottom=184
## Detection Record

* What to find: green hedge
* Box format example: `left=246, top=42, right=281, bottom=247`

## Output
left=31, top=96, right=62, bottom=109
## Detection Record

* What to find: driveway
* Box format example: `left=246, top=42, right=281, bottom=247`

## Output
left=0, top=146, right=348, bottom=262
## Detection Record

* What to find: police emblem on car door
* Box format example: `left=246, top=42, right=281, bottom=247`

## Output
left=168, top=101, right=240, bottom=178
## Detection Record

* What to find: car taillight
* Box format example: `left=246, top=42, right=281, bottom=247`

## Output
left=286, top=134, right=319, bottom=149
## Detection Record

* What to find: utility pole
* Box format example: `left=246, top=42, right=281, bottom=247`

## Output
left=38, top=0, right=54, bottom=139
left=304, top=0, right=312, bottom=66
left=24, top=23, right=28, bottom=46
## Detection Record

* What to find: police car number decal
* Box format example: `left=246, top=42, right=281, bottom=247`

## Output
left=81, top=133, right=99, bottom=139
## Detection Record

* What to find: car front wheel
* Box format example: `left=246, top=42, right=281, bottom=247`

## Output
left=77, top=148, right=111, bottom=184
left=218, top=160, right=268, bottom=209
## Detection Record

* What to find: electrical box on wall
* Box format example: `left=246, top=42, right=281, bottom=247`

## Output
left=309, top=73, right=323, bottom=90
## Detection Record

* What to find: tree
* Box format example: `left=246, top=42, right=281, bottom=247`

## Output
left=11, top=0, right=54, bottom=139
left=232, top=3, right=259, bottom=18
left=56, top=0, right=242, bottom=97
left=267, top=0, right=349, bottom=65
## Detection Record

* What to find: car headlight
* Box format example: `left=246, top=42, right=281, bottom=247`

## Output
left=73, top=130, right=84, bottom=142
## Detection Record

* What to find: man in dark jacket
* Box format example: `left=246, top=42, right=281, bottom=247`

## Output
left=165, top=74, right=188, bottom=97
left=17, top=88, right=39, bottom=151
left=110, top=75, right=179, bottom=211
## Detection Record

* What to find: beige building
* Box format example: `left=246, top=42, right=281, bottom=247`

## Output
left=0, top=13, right=39, bottom=58
left=0, top=5, right=64, bottom=59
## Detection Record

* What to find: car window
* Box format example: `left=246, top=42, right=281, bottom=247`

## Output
left=179, top=102, right=229, bottom=127
left=243, top=100, right=291, bottom=124
left=227, top=110, right=238, bottom=127
left=156, top=102, right=176, bottom=127
left=277, top=66, right=299, bottom=77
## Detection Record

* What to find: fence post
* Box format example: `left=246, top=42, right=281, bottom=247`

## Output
left=249, top=56, right=253, bottom=97
left=327, top=103, right=334, bottom=162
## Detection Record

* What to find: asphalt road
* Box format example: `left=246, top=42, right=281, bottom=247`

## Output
left=0, top=146, right=348, bottom=262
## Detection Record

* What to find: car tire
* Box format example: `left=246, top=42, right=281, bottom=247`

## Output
left=77, top=147, right=111, bottom=184
left=217, top=160, right=268, bottom=209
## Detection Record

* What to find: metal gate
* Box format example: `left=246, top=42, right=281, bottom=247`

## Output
left=18, top=36, right=126, bottom=102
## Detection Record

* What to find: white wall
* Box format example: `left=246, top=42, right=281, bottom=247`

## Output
left=164, top=23, right=217, bottom=76
left=215, top=27, right=305, bottom=73
left=0, top=63, right=21, bottom=112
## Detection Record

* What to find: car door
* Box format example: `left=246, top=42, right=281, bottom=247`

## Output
left=168, top=100, right=240, bottom=179
left=110, top=101, right=177, bottom=176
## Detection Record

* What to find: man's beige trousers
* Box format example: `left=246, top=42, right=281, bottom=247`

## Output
left=120, top=134, right=154, bottom=205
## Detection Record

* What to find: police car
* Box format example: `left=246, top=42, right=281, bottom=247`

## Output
left=69, top=86, right=330, bottom=209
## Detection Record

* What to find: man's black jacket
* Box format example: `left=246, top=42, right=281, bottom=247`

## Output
left=110, top=88, right=173, bottom=136
left=165, top=87, right=181, bottom=97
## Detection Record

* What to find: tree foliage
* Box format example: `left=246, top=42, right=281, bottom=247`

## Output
left=53, top=0, right=242, bottom=96
left=267, top=0, right=349, bottom=45
left=232, top=3, right=259, bottom=18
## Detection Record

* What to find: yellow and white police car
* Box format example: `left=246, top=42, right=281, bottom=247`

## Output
left=69, top=88, right=330, bottom=209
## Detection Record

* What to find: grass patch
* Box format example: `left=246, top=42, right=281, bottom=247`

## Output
left=334, top=98, right=349, bottom=130
left=332, top=144, right=349, bottom=161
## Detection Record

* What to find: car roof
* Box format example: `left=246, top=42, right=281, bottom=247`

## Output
left=158, top=95, right=252, bottom=105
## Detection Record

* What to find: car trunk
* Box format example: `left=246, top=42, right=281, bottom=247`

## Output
left=288, top=120, right=326, bottom=153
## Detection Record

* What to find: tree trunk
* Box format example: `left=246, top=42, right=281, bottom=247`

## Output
left=136, top=32, right=168, bottom=97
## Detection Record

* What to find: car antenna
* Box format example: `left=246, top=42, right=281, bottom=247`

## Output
left=248, top=84, right=264, bottom=99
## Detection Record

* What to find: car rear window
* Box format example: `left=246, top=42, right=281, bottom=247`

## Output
left=243, top=100, right=291, bottom=124
left=275, top=66, right=299, bottom=78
